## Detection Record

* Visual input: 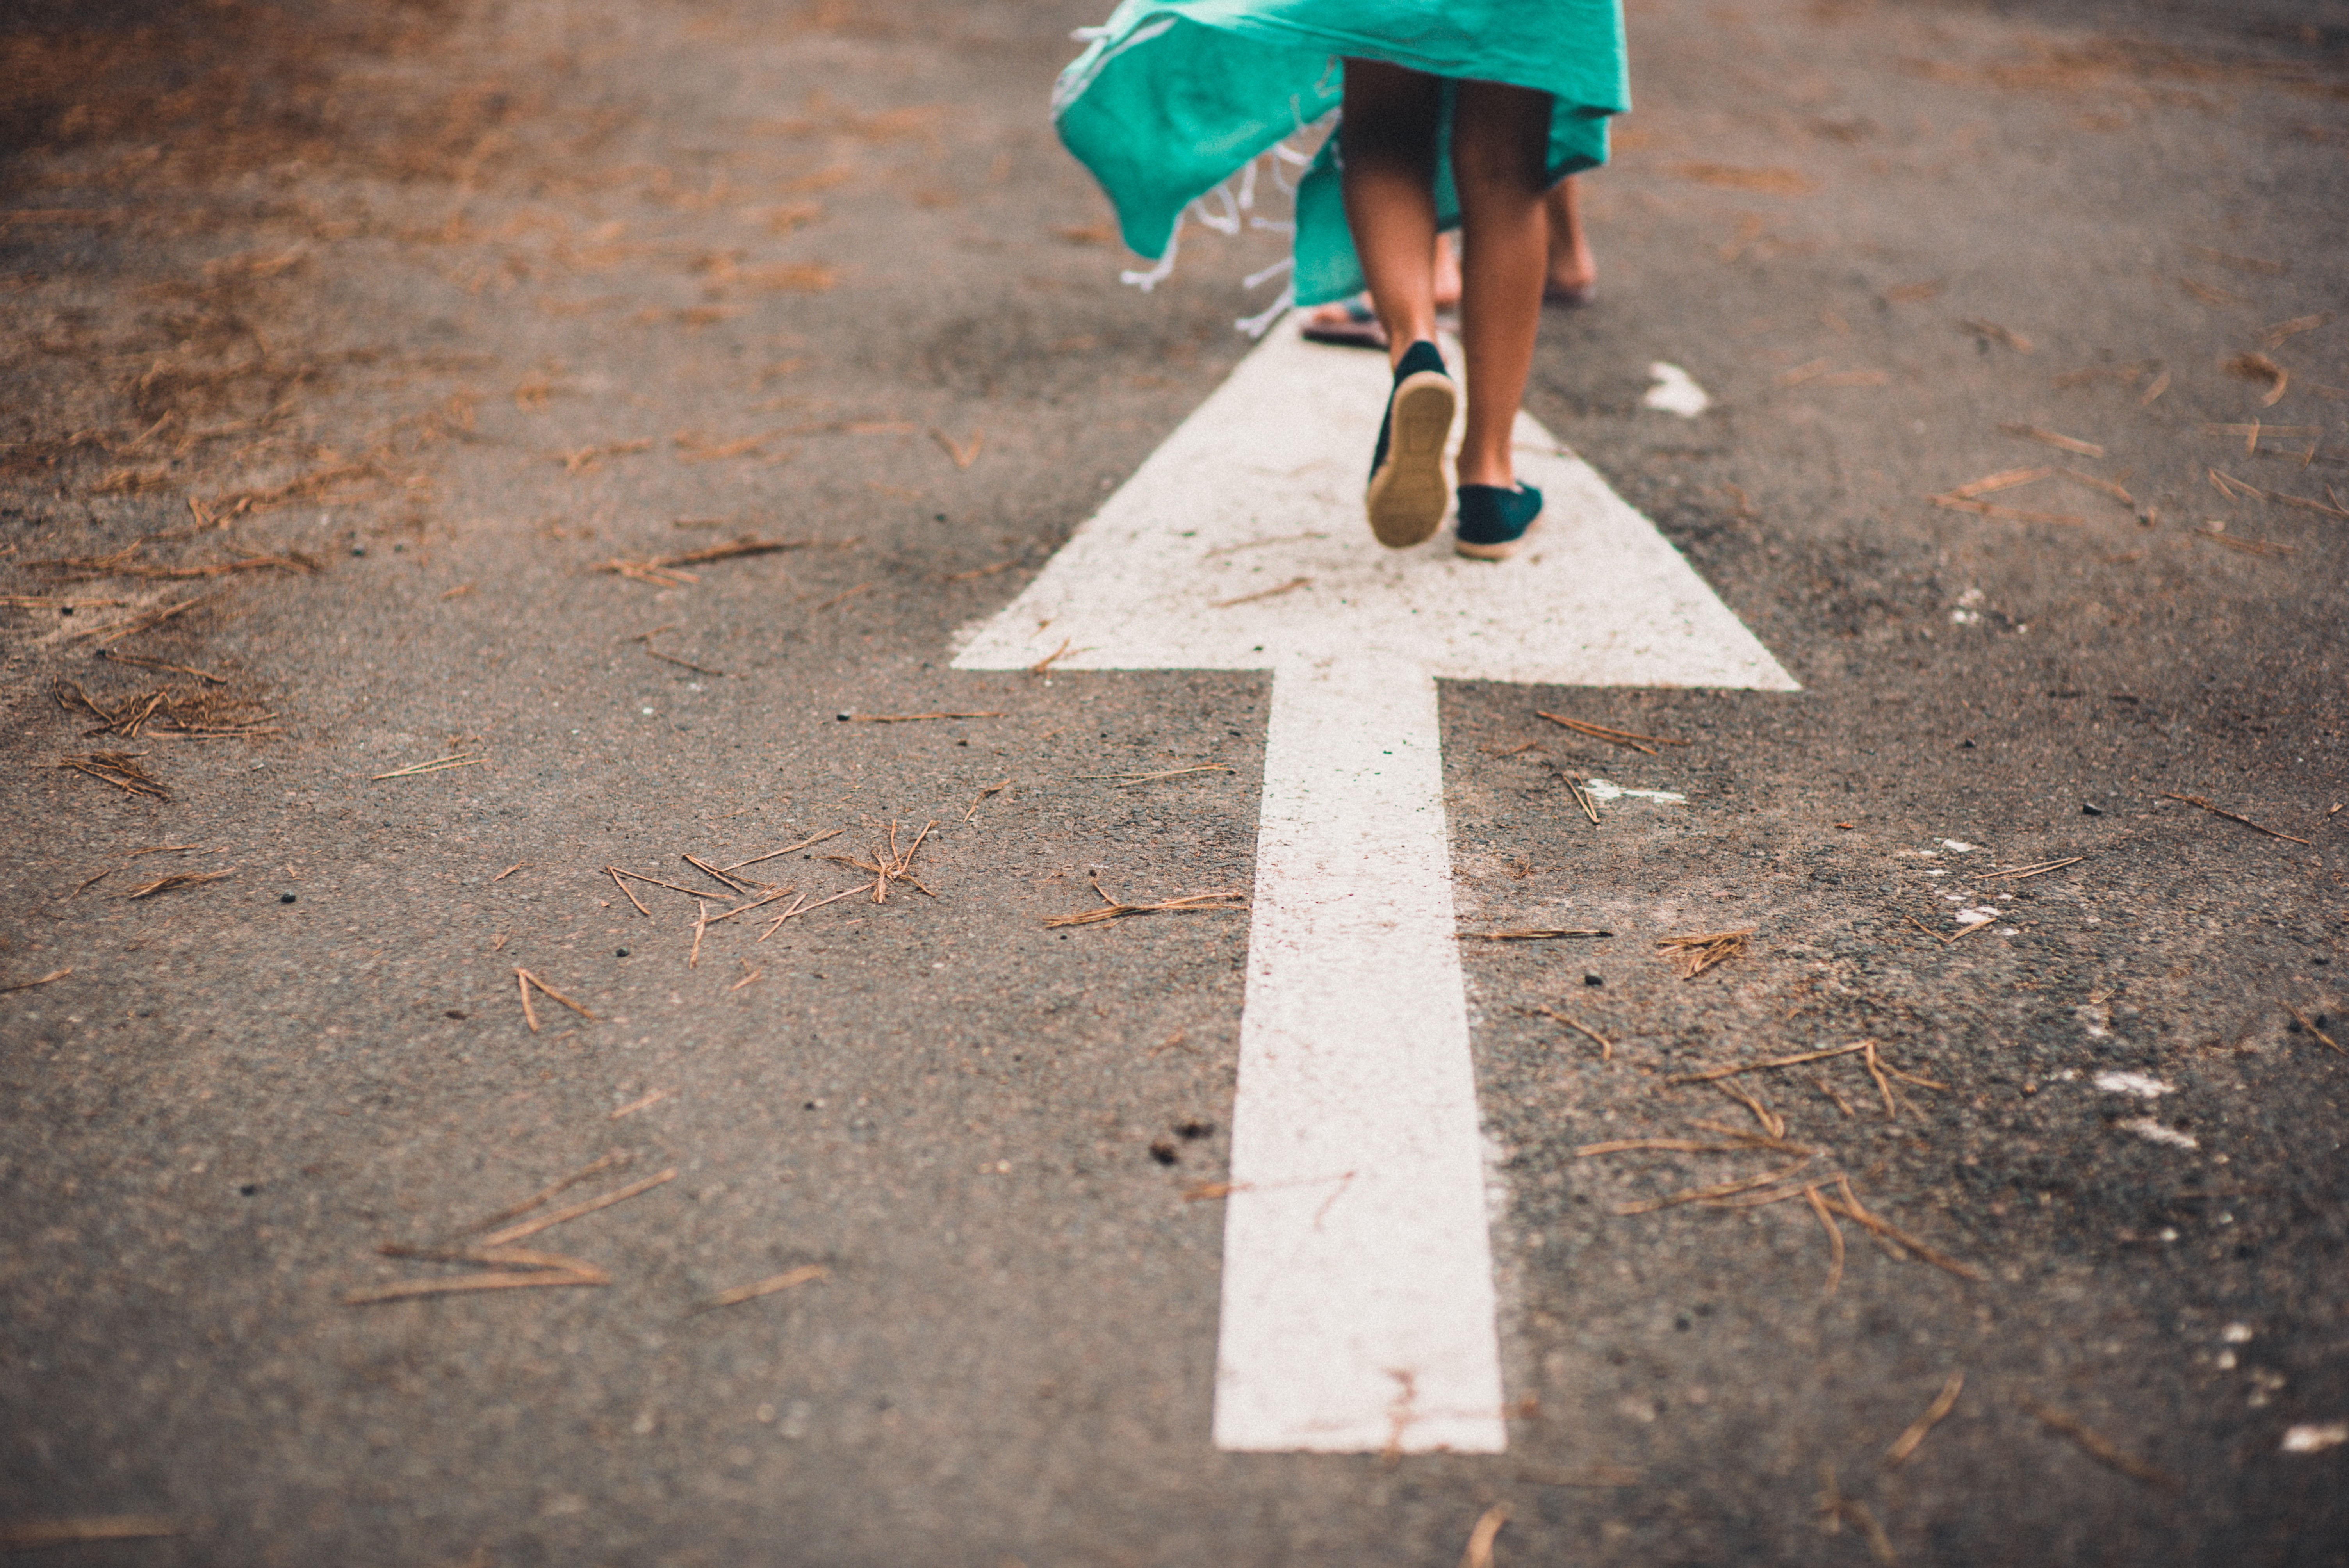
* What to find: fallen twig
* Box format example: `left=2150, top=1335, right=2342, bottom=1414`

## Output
left=513, top=968, right=594, bottom=1027
left=342, top=1268, right=606, bottom=1306
left=592, top=537, right=816, bottom=584
left=839, top=711, right=1003, bottom=722
left=1656, top=928, right=1751, bottom=978
left=1979, top=856, right=2083, bottom=881
left=608, top=867, right=652, bottom=916
left=1822, top=1178, right=1980, bottom=1280
left=2000, top=422, right=2104, bottom=457
left=455, top=1152, right=635, bottom=1236
left=1461, top=928, right=1613, bottom=941
left=0, top=968, right=71, bottom=995
left=1212, top=576, right=1310, bottom=609
left=58, top=750, right=169, bottom=799
left=2284, top=1003, right=2344, bottom=1055
left=1514, top=1464, right=1643, bottom=1489
left=721, top=828, right=842, bottom=871
left=1535, top=711, right=1688, bottom=754
left=693, top=1263, right=830, bottom=1313
left=2018, top=1395, right=2184, bottom=1493
left=1529, top=1005, right=1614, bottom=1060
left=476, top=1169, right=677, bottom=1248
left=1458, top=1504, right=1508, bottom=1568
left=1044, top=881, right=1247, bottom=928
left=127, top=868, right=232, bottom=899
left=2161, top=792, right=2311, bottom=845
left=962, top=779, right=1010, bottom=821
left=371, top=754, right=487, bottom=781
left=1078, top=763, right=1233, bottom=786
left=65, top=590, right=226, bottom=646
left=0, top=1517, right=185, bottom=1550
left=1558, top=771, right=1601, bottom=824
left=683, top=853, right=752, bottom=893
left=1886, top=1370, right=1965, bottom=1466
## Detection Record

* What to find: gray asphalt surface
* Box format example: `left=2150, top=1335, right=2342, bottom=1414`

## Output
left=3, top=0, right=2346, bottom=1563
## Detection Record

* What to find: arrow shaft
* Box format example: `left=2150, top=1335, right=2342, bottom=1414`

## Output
left=1214, top=658, right=1506, bottom=1453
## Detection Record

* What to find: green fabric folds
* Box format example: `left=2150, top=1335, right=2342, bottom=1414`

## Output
left=1053, top=1, right=1627, bottom=307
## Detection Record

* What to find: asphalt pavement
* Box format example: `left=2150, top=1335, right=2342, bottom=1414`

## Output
left=3, top=0, right=2347, bottom=1563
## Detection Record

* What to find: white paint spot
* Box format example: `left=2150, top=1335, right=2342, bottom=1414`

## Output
left=2075, top=1001, right=2112, bottom=1039
left=2093, top=1071, right=2174, bottom=1099
left=1956, top=587, right=1985, bottom=606
left=1581, top=777, right=1687, bottom=805
left=1939, top=839, right=1982, bottom=853
left=1955, top=905, right=2000, bottom=925
left=1995, top=927, right=2020, bottom=936
left=1950, top=609, right=1980, bottom=625
left=2119, top=1118, right=2199, bottom=1151
left=953, top=324, right=1793, bottom=1456
left=2283, top=1422, right=2349, bottom=1454
left=1643, top=362, right=1710, bottom=417
left=2222, top=1322, right=2255, bottom=1343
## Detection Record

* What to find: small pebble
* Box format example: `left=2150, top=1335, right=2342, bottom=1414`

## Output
left=615, top=947, right=631, bottom=958
left=279, top=892, right=298, bottom=903
left=349, top=544, right=366, bottom=557
left=1584, top=973, right=1604, bottom=987
left=835, top=711, right=852, bottom=722
left=1148, top=1139, right=1180, bottom=1166
left=2082, top=802, right=2105, bottom=816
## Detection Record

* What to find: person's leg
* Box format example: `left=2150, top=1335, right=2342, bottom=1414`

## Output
left=1338, top=59, right=1443, bottom=370
left=1450, top=77, right=1552, bottom=488
left=1544, top=176, right=1596, bottom=303
left=1433, top=231, right=1463, bottom=310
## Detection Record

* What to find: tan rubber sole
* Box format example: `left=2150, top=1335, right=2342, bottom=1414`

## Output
left=1364, top=370, right=1456, bottom=549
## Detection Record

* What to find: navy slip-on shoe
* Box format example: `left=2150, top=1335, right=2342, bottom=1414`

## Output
left=1453, top=481, right=1544, bottom=560
left=1364, top=340, right=1456, bottom=549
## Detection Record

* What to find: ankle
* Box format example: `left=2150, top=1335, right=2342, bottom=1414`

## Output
left=1456, top=462, right=1515, bottom=489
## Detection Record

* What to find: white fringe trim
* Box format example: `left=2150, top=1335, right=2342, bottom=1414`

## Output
left=1236, top=285, right=1294, bottom=340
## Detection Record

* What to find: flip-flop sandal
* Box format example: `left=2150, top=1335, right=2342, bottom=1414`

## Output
left=1300, top=298, right=1387, bottom=350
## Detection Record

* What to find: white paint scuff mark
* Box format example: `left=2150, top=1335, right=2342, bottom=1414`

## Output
left=1643, top=362, right=1710, bottom=417
left=1955, top=905, right=2000, bottom=925
left=1939, top=838, right=1982, bottom=853
left=1581, top=777, right=1687, bottom=805
left=2119, top=1118, right=2199, bottom=1150
left=2093, top=1071, right=2174, bottom=1099
left=952, top=324, right=1793, bottom=1454
left=2223, top=1322, right=2255, bottom=1343
left=2283, top=1422, right=2348, bottom=1454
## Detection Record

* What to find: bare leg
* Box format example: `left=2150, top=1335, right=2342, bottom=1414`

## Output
left=1544, top=176, right=1595, bottom=300
left=1337, top=59, right=1443, bottom=371
left=1302, top=226, right=1453, bottom=339
left=1433, top=232, right=1463, bottom=310
left=1451, top=77, right=1552, bottom=488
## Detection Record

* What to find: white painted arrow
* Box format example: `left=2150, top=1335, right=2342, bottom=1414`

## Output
left=953, top=326, right=1797, bottom=1454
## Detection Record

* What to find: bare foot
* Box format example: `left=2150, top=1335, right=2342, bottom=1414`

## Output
left=1543, top=177, right=1596, bottom=305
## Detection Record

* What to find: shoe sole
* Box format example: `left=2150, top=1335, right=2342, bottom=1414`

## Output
left=1364, top=371, right=1456, bottom=549
left=1453, top=506, right=1543, bottom=561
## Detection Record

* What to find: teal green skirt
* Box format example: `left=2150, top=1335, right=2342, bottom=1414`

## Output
left=1052, top=0, right=1628, bottom=307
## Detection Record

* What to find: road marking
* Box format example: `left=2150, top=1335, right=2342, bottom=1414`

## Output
left=1644, top=361, right=1712, bottom=417
left=954, top=326, right=1795, bottom=1452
